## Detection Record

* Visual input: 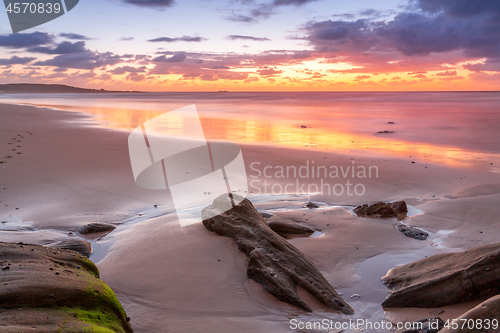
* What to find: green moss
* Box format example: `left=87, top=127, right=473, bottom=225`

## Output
left=78, top=257, right=100, bottom=278
left=60, top=307, right=126, bottom=333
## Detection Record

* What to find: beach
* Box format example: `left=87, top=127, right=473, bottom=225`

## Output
left=1, top=92, right=500, bottom=332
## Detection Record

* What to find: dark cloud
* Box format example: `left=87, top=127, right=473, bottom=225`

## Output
left=34, top=50, right=122, bottom=70
left=28, top=41, right=86, bottom=54
left=227, top=15, right=256, bottom=23
left=211, top=65, right=230, bottom=69
left=110, top=66, right=147, bottom=74
left=120, top=37, right=134, bottom=41
left=463, top=59, right=500, bottom=72
left=416, top=0, right=500, bottom=18
left=148, top=36, right=205, bottom=42
left=305, top=0, right=500, bottom=60
left=200, top=74, right=217, bottom=81
left=0, top=32, right=53, bottom=48
left=227, top=35, right=270, bottom=41
left=152, top=53, right=187, bottom=62
left=0, top=56, right=36, bottom=65
left=122, top=0, right=175, bottom=8
left=290, top=52, right=311, bottom=59
left=127, top=72, right=148, bottom=81
left=273, top=0, right=316, bottom=6
left=59, top=33, right=91, bottom=40
left=305, top=19, right=376, bottom=54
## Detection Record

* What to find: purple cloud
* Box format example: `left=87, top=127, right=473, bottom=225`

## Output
left=0, top=56, right=36, bottom=65
left=148, top=36, right=205, bottom=42
left=0, top=32, right=53, bottom=48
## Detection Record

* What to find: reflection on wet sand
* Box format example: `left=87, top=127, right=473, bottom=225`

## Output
left=34, top=103, right=500, bottom=170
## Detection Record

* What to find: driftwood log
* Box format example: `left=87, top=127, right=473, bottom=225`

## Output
left=202, top=194, right=354, bottom=314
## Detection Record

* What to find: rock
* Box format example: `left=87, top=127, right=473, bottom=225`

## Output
left=202, top=194, right=354, bottom=314
left=301, top=125, right=307, bottom=128
left=78, top=222, right=116, bottom=235
left=437, top=294, right=500, bottom=333
left=354, top=202, right=398, bottom=218
left=388, top=122, right=395, bottom=124
left=395, top=317, right=445, bottom=333
left=382, top=242, right=500, bottom=308
left=304, top=201, right=319, bottom=209
left=377, top=130, right=395, bottom=134
left=259, top=212, right=273, bottom=218
left=397, top=224, right=429, bottom=240
left=48, top=239, right=93, bottom=257
left=0, top=242, right=133, bottom=332
left=390, top=201, right=408, bottom=214
left=267, top=219, right=316, bottom=239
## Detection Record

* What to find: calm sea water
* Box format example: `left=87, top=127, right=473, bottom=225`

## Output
left=1, top=91, right=499, bottom=169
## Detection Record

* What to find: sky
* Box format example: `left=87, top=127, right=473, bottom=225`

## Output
left=0, top=0, right=499, bottom=91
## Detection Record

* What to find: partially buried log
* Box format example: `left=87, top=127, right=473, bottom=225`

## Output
left=202, top=194, right=354, bottom=314
left=382, top=242, right=500, bottom=308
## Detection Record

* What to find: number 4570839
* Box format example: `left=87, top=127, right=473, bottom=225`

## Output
left=6, top=2, right=61, bottom=14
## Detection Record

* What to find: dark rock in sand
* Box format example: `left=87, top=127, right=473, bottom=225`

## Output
left=354, top=202, right=398, bottom=218
left=0, top=242, right=133, bottom=332
left=437, top=294, right=500, bottom=333
left=382, top=242, right=500, bottom=308
left=388, top=122, right=395, bottom=124
left=304, top=201, right=319, bottom=209
left=397, top=224, right=429, bottom=240
left=259, top=212, right=273, bottom=219
left=390, top=201, right=408, bottom=214
left=48, top=238, right=92, bottom=257
left=267, top=219, right=316, bottom=239
left=301, top=125, right=307, bottom=128
left=377, top=130, right=395, bottom=134
left=78, top=222, right=116, bottom=235
left=202, top=194, right=354, bottom=314
left=395, top=317, right=445, bottom=333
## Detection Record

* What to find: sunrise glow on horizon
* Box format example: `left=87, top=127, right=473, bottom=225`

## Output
left=1, top=0, right=499, bottom=92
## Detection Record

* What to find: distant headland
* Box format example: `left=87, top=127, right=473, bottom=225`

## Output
left=0, top=83, right=143, bottom=93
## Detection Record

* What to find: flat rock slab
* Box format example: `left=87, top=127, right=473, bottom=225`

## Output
left=437, top=294, right=500, bottom=333
left=202, top=194, right=353, bottom=314
left=78, top=223, right=116, bottom=235
left=0, top=242, right=132, bottom=333
left=382, top=242, right=500, bottom=308
left=267, top=219, right=316, bottom=239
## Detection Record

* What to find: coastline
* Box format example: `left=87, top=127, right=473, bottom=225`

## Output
left=1, top=101, right=500, bottom=332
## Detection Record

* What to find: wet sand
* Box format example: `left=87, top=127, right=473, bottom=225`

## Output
left=1, top=102, right=500, bottom=332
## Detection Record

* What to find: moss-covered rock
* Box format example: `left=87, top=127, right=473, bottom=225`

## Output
left=0, top=242, right=133, bottom=333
